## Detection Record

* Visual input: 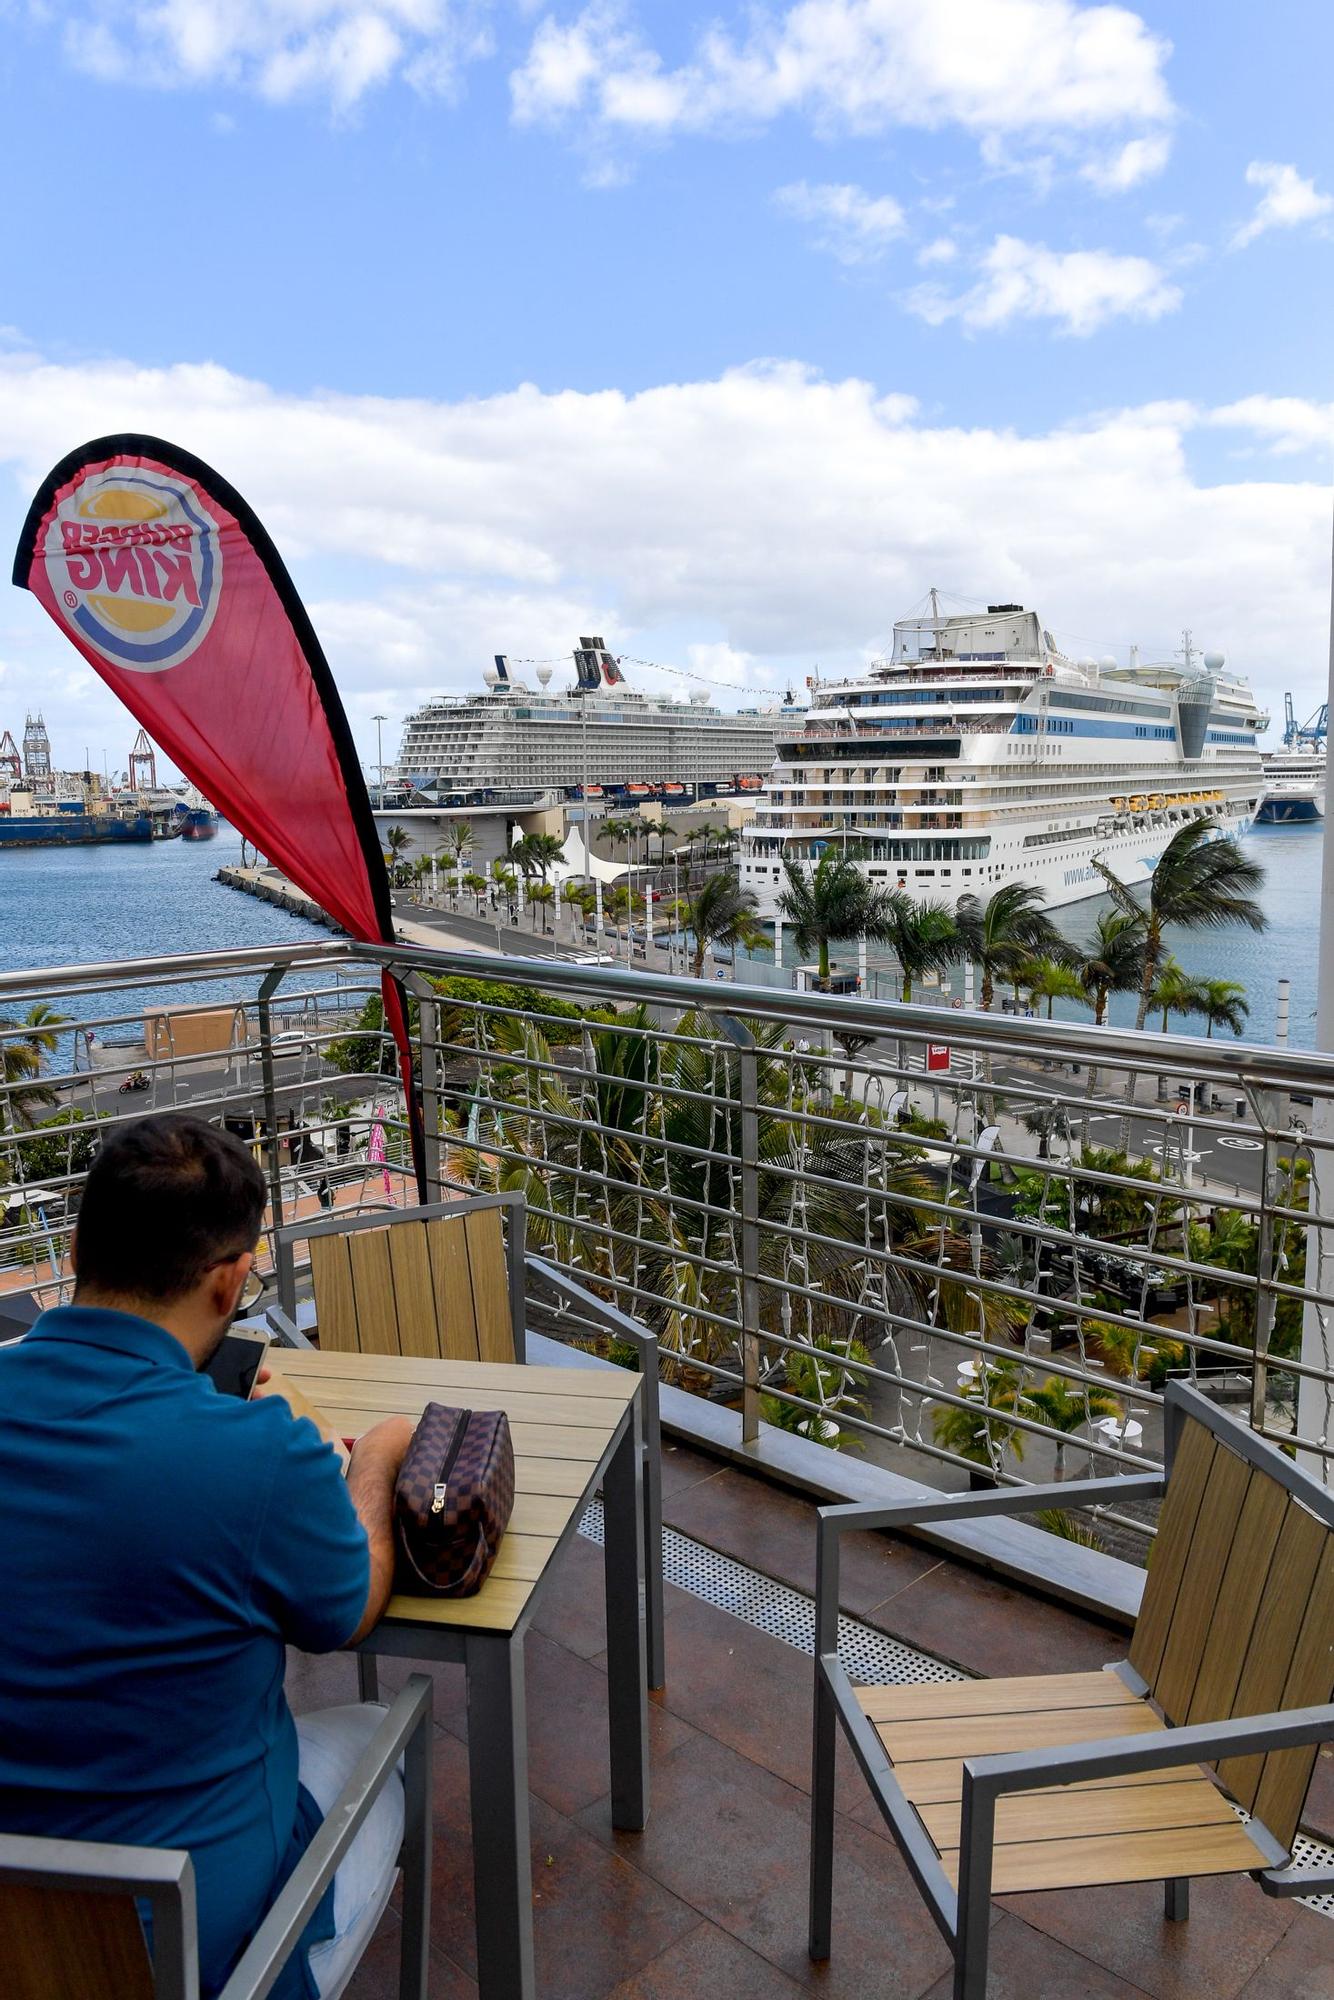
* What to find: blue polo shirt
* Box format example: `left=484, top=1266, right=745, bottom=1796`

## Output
left=0, top=1306, right=371, bottom=1999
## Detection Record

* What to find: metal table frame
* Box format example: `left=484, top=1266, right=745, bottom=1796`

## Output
left=356, top=1385, right=649, bottom=2000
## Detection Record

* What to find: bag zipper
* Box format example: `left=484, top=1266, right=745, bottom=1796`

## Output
left=431, top=1409, right=472, bottom=1514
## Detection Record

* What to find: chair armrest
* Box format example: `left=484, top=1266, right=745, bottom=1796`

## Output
left=812, top=1474, right=1164, bottom=1655
left=263, top=1306, right=314, bottom=1349
left=964, top=1702, right=1334, bottom=1800
left=216, top=1675, right=432, bottom=2000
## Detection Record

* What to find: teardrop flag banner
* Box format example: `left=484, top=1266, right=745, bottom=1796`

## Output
left=12, top=432, right=426, bottom=1196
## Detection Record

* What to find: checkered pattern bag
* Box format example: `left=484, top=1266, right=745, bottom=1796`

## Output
left=394, top=1402, right=515, bottom=1597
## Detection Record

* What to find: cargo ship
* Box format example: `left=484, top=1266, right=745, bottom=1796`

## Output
left=0, top=785, right=153, bottom=848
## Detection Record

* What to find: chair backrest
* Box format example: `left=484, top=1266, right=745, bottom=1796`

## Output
left=0, top=1883, right=156, bottom=1999
left=1128, top=1383, right=1334, bottom=1849
left=306, top=1198, right=519, bottom=1363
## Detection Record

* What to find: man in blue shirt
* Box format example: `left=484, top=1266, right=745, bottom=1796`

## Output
left=0, top=1114, right=415, bottom=1998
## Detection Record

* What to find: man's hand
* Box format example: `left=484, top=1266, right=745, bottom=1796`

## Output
left=343, top=1416, right=416, bottom=1647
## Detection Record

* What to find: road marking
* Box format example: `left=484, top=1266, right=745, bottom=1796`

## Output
left=1217, top=1136, right=1264, bottom=1151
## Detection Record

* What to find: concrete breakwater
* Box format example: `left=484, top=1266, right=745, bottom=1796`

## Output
left=214, top=865, right=345, bottom=934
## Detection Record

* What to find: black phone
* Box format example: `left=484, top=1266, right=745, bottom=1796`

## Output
left=205, top=1328, right=271, bottom=1400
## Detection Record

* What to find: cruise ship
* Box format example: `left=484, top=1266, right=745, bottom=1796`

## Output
left=393, top=641, right=798, bottom=804
left=1256, top=742, right=1325, bottom=824
left=739, top=599, right=1268, bottom=916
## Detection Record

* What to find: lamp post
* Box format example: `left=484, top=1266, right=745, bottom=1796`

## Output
left=372, top=714, right=387, bottom=796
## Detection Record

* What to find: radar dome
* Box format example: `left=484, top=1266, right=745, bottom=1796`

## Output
left=1078, top=656, right=1097, bottom=671
left=1202, top=651, right=1225, bottom=671
left=536, top=664, right=553, bottom=687
left=1100, top=655, right=1118, bottom=671
left=482, top=664, right=501, bottom=687
left=690, top=690, right=710, bottom=706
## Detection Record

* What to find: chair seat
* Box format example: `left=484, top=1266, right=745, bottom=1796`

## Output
left=855, top=1669, right=1272, bottom=1893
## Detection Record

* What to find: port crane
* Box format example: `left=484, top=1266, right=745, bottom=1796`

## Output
left=1282, top=694, right=1328, bottom=748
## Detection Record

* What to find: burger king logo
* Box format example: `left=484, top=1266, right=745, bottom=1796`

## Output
left=45, top=466, right=222, bottom=673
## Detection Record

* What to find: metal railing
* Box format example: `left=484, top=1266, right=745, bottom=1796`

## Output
left=4, top=939, right=1333, bottom=1542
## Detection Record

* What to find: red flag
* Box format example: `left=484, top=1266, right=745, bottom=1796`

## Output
left=13, top=433, right=425, bottom=1192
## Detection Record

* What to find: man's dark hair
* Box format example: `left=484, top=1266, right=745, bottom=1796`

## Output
left=74, top=1114, right=266, bottom=1303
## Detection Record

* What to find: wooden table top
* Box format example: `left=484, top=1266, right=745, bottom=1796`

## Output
left=272, top=1349, right=638, bottom=1634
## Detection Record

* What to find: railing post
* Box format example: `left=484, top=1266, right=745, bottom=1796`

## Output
left=256, top=966, right=295, bottom=1319
left=720, top=1012, right=763, bottom=1444
left=406, top=972, right=443, bottom=1200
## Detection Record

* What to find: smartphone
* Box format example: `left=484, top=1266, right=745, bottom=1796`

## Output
left=205, top=1326, right=272, bottom=1400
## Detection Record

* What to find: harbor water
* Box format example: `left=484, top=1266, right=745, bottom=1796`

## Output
left=0, top=820, right=1324, bottom=1049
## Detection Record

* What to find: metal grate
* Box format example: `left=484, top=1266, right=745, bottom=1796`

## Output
left=580, top=1499, right=962, bottom=1686
left=578, top=1502, right=1334, bottom=1918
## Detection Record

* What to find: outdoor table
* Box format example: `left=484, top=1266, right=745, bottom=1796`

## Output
left=274, top=1348, right=649, bottom=2000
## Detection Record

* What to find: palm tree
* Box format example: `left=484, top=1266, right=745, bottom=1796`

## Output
left=1148, top=956, right=1201, bottom=1034
left=776, top=849, right=901, bottom=986
left=1194, top=977, right=1249, bottom=1039
left=1075, top=910, right=1144, bottom=1026
left=953, top=883, right=1063, bottom=1011
left=1, top=1004, right=70, bottom=1129
left=1093, top=818, right=1265, bottom=1029
left=462, top=870, right=488, bottom=914
left=644, top=818, right=676, bottom=869
left=1021, top=955, right=1088, bottom=1021
left=444, top=821, right=473, bottom=883
left=529, top=882, right=556, bottom=934
left=524, top=831, right=566, bottom=881
left=384, top=824, right=411, bottom=868
left=883, top=895, right=962, bottom=1003
left=674, top=870, right=765, bottom=978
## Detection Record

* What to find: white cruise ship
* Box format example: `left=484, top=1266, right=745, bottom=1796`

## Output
left=1255, top=742, right=1325, bottom=824
left=739, top=599, right=1267, bottom=916
left=393, top=641, right=797, bottom=804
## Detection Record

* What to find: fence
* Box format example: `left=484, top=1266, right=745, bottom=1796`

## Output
left=4, top=939, right=1332, bottom=1540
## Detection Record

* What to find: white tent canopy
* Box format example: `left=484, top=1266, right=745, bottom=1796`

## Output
left=550, top=828, right=628, bottom=885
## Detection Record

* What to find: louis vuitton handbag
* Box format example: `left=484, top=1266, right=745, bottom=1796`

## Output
left=394, top=1402, right=516, bottom=1596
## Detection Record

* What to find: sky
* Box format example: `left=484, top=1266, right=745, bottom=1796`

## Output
left=0, top=0, right=1332, bottom=779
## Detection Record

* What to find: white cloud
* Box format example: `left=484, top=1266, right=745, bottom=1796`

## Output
left=907, top=233, right=1182, bottom=335
left=774, top=180, right=906, bottom=264
left=60, top=1, right=494, bottom=109
left=916, top=235, right=958, bottom=267
left=1081, top=131, right=1171, bottom=193
left=1231, top=161, right=1334, bottom=250
left=1209, top=395, right=1334, bottom=457
left=511, top=0, right=1174, bottom=162
left=2, top=348, right=1330, bottom=763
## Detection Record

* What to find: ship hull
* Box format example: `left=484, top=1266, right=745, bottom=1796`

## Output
left=0, top=813, right=155, bottom=849
left=741, top=807, right=1257, bottom=918
left=1255, top=795, right=1322, bottom=824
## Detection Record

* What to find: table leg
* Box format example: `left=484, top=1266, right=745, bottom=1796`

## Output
left=465, top=1631, right=535, bottom=2000
left=602, top=1396, right=649, bottom=1831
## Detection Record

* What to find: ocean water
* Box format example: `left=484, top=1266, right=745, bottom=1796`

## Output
left=1, top=825, right=331, bottom=1024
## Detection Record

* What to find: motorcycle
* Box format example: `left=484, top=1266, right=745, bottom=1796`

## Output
left=118, top=1071, right=151, bottom=1095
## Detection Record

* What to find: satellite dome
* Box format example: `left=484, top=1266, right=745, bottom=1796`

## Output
left=1100, top=654, right=1117, bottom=671
left=690, top=690, right=710, bottom=706
left=1202, top=651, right=1225, bottom=671
left=536, top=663, right=553, bottom=687
left=482, top=665, right=501, bottom=687
left=1078, top=656, right=1097, bottom=670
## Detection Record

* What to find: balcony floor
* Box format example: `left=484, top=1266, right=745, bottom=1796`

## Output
left=285, top=1440, right=1334, bottom=2000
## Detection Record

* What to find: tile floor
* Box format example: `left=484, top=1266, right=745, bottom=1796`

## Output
left=284, top=1439, right=1333, bottom=2000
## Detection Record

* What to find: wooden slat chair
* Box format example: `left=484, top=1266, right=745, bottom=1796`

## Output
left=271, top=1191, right=665, bottom=1690
left=809, top=1380, right=1334, bottom=2000
left=0, top=1676, right=432, bottom=2000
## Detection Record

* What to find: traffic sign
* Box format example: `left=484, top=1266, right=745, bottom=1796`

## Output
left=927, top=1044, right=950, bottom=1072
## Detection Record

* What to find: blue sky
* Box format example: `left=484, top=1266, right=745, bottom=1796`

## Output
left=1, top=0, right=1332, bottom=775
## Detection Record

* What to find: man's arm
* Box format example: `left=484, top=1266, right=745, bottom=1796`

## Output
left=342, top=1417, right=415, bottom=1648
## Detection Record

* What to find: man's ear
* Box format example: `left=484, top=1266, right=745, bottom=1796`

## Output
left=209, top=1251, right=254, bottom=1322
